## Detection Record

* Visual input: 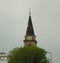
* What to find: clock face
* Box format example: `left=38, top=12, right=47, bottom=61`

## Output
left=27, top=36, right=32, bottom=40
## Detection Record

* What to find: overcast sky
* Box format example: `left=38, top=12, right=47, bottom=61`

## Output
left=0, top=0, right=60, bottom=63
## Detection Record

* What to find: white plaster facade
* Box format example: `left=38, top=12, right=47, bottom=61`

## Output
left=0, top=60, right=7, bottom=63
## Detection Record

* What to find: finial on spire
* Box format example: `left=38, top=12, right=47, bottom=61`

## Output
left=29, top=8, right=31, bottom=16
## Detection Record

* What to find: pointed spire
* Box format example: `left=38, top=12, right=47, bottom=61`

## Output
left=26, top=9, right=35, bottom=36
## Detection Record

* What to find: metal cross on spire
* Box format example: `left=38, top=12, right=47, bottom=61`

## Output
left=29, top=8, right=31, bottom=16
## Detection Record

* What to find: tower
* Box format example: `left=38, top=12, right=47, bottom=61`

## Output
left=23, top=10, right=37, bottom=46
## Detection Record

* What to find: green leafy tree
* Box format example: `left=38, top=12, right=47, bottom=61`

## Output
left=8, top=46, right=49, bottom=63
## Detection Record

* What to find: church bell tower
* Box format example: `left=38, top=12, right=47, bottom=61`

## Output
left=23, top=10, right=37, bottom=46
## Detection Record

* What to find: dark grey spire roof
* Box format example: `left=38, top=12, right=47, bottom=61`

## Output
left=26, top=12, right=35, bottom=36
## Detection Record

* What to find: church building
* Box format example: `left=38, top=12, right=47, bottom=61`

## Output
left=23, top=10, right=37, bottom=46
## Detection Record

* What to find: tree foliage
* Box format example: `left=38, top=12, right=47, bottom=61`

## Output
left=8, top=46, right=49, bottom=63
